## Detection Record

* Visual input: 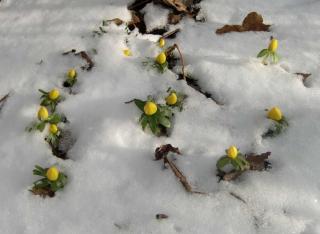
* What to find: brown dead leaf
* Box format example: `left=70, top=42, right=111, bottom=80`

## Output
left=62, top=49, right=94, bottom=71
left=168, top=12, right=183, bottom=24
left=0, top=93, right=10, bottom=112
left=246, top=152, right=271, bottom=171
left=161, top=0, right=189, bottom=13
left=216, top=12, right=270, bottom=34
left=30, top=187, right=55, bottom=198
left=105, top=18, right=124, bottom=26
left=156, top=214, right=169, bottom=219
left=155, top=144, right=181, bottom=160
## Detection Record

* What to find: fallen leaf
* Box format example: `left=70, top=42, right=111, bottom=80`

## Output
left=155, top=144, right=181, bottom=160
left=216, top=12, right=270, bottom=34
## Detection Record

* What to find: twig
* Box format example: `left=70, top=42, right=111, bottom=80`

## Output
left=0, top=93, right=10, bottom=112
left=162, top=29, right=180, bottom=39
left=165, top=44, right=185, bottom=80
left=230, top=192, right=246, bottom=204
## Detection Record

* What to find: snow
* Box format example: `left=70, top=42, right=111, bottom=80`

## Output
left=1, top=0, right=320, bottom=233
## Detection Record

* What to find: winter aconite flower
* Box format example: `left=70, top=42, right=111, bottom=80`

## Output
left=227, top=146, right=238, bottom=159
left=156, top=52, right=166, bottom=65
left=49, top=124, right=58, bottom=135
left=268, top=39, right=278, bottom=53
left=67, top=69, right=77, bottom=79
left=38, top=106, right=49, bottom=121
left=38, top=88, right=62, bottom=112
left=267, top=107, right=282, bottom=121
left=159, top=38, right=165, bottom=48
left=144, top=101, right=158, bottom=116
left=46, top=166, right=59, bottom=181
left=166, top=92, right=178, bottom=105
left=31, top=165, right=68, bottom=197
left=263, top=106, right=288, bottom=138
left=131, top=98, right=173, bottom=136
left=64, top=69, right=77, bottom=88
left=216, top=147, right=249, bottom=172
left=123, top=49, right=132, bottom=57
left=257, top=37, right=280, bottom=64
left=48, top=89, right=60, bottom=101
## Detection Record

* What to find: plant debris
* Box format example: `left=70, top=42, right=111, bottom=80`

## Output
left=295, top=72, right=311, bottom=86
left=217, top=152, right=271, bottom=181
left=156, top=213, right=169, bottom=219
left=62, top=49, right=94, bottom=71
left=47, top=129, right=75, bottom=160
left=177, top=74, right=223, bottom=105
left=216, top=12, right=270, bottom=35
left=229, top=192, right=246, bottom=204
left=155, top=144, right=206, bottom=194
left=165, top=44, right=185, bottom=79
left=30, top=187, right=55, bottom=198
left=0, top=93, right=10, bottom=112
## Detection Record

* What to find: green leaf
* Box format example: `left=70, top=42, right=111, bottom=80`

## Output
left=257, top=49, right=269, bottom=58
left=149, top=117, right=158, bottom=134
left=38, top=89, right=48, bottom=95
left=48, top=114, right=61, bottom=124
left=216, top=157, right=231, bottom=170
left=140, top=116, right=148, bottom=130
left=134, top=99, right=145, bottom=112
left=36, top=122, right=46, bottom=132
left=159, top=117, right=171, bottom=128
left=231, top=159, right=240, bottom=171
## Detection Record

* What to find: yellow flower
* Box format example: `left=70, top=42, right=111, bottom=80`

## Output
left=123, top=49, right=132, bottom=57
left=48, top=88, right=60, bottom=100
left=46, top=166, right=59, bottom=181
left=49, top=124, right=58, bottom=134
left=166, top=92, right=177, bottom=105
left=159, top=38, right=165, bottom=48
left=156, top=52, right=166, bottom=65
left=267, top=107, right=282, bottom=121
left=67, top=69, right=77, bottom=79
left=227, top=146, right=238, bottom=159
left=268, top=39, right=278, bottom=52
left=38, top=106, right=49, bottom=121
left=144, top=101, right=157, bottom=116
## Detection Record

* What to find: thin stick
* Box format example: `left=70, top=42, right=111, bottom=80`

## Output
left=173, top=44, right=185, bottom=80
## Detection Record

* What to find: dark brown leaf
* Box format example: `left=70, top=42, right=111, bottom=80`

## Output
left=246, top=152, right=271, bottom=171
left=155, top=144, right=181, bottom=160
left=216, top=12, right=270, bottom=34
left=156, top=214, right=169, bottom=219
left=168, top=12, right=183, bottom=24
left=30, top=187, right=55, bottom=198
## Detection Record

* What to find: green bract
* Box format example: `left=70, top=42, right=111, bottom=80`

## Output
left=216, top=153, right=250, bottom=172
left=263, top=117, right=289, bottom=138
left=257, top=48, right=280, bottom=65
left=142, top=59, right=168, bottom=74
left=134, top=99, right=173, bottom=136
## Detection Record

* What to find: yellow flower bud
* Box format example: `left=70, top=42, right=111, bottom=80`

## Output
left=166, top=92, right=177, bottom=105
left=48, top=88, right=60, bottom=100
left=123, top=49, right=132, bottom=57
left=227, top=146, right=238, bottom=159
left=156, top=52, right=166, bottom=65
left=67, top=69, right=77, bottom=79
left=38, top=106, right=49, bottom=121
left=46, top=166, right=59, bottom=181
left=268, top=39, right=278, bottom=52
left=159, top=38, right=165, bottom=48
left=267, top=107, right=282, bottom=121
left=144, top=101, right=157, bottom=116
left=49, top=124, right=58, bottom=134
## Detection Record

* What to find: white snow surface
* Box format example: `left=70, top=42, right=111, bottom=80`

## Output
left=1, top=0, right=320, bottom=233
